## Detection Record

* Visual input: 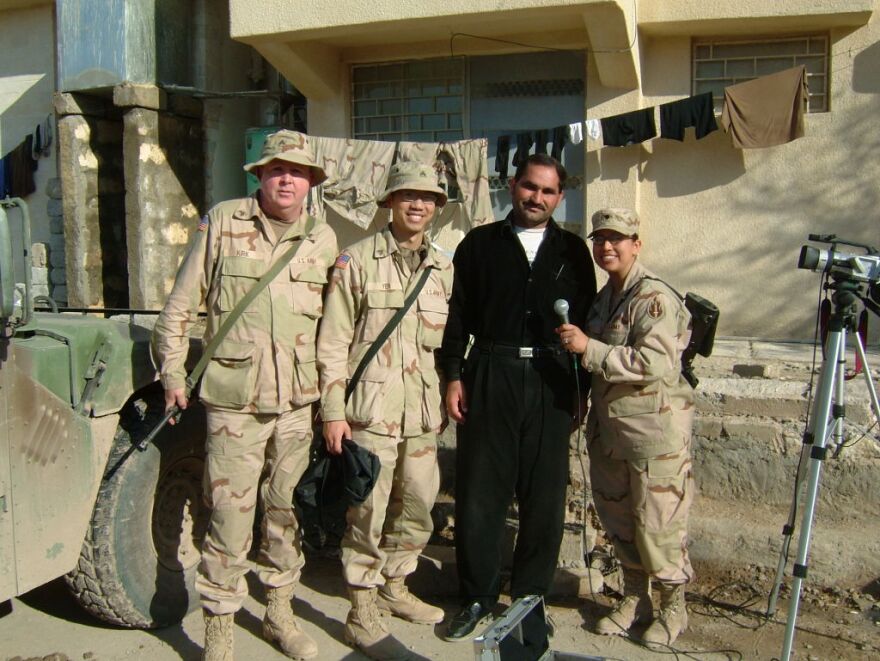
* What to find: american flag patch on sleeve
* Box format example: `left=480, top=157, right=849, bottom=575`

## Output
left=197, top=215, right=209, bottom=232
left=334, top=254, right=351, bottom=269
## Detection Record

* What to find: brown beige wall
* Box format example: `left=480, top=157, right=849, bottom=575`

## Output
left=227, top=0, right=879, bottom=340
left=604, top=26, right=879, bottom=340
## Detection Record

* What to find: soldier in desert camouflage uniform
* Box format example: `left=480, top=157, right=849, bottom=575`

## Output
left=317, top=162, right=453, bottom=661
left=557, top=208, right=695, bottom=647
left=153, top=131, right=338, bottom=661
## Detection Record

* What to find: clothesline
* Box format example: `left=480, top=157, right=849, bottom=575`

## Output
left=489, top=65, right=809, bottom=178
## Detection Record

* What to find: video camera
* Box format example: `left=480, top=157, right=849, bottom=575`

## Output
left=798, top=234, right=880, bottom=315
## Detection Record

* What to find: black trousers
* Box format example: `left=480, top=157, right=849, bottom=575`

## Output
left=455, top=349, right=573, bottom=609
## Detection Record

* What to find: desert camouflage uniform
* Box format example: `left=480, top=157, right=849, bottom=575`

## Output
left=317, top=225, right=453, bottom=587
left=582, top=259, right=695, bottom=584
left=153, top=196, right=338, bottom=613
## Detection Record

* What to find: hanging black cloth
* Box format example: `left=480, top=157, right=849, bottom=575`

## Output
left=495, top=135, right=511, bottom=180
left=550, top=126, right=568, bottom=160
left=8, top=135, right=38, bottom=197
left=659, top=92, right=718, bottom=141
left=511, top=132, right=534, bottom=168
left=601, top=108, right=657, bottom=147
left=534, top=129, right=549, bottom=155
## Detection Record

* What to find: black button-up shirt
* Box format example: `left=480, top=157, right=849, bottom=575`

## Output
left=441, top=213, right=597, bottom=380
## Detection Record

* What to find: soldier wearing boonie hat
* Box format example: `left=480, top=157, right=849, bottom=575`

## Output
left=557, top=205, right=695, bottom=647
left=243, top=129, right=328, bottom=185
left=317, top=159, right=453, bottom=660
left=153, top=128, right=337, bottom=660
left=588, top=207, right=640, bottom=237
left=376, top=160, right=448, bottom=206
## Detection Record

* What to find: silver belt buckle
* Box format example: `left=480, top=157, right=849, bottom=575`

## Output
left=518, top=347, right=534, bottom=358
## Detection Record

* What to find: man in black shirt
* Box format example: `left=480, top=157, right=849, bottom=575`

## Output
left=441, top=154, right=597, bottom=640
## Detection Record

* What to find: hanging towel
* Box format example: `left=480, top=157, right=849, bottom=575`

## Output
left=720, top=66, right=807, bottom=149
left=659, top=92, right=718, bottom=141
left=601, top=108, right=657, bottom=147
left=568, top=121, right=584, bottom=145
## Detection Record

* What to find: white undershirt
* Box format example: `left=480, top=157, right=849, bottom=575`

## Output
left=514, top=225, right=546, bottom=264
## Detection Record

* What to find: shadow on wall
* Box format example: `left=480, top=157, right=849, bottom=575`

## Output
left=643, top=130, right=746, bottom=196
left=851, top=38, right=880, bottom=94
left=587, top=130, right=747, bottom=193
left=667, top=102, right=877, bottom=339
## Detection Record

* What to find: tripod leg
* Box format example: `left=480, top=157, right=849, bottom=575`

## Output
left=780, top=327, right=844, bottom=661
left=766, top=412, right=827, bottom=617
left=767, top=335, right=842, bottom=617
left=853, top=334, right=880, bottom=425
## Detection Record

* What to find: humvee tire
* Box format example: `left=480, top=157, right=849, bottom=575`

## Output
left=65, top=387, right=208, bottom=628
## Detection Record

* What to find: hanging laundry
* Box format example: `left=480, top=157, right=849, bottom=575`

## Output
left=550, top=126, right=568, bottom=161
left=659, top=92, right=718, bottom=141
left=534, top=129, right=549, bottom=155
left=720, top=65, right=807, bottom=149
left=442, top=138, right=493, bottom=227
left=495, top=135, right=511, bottom=180
left=511, top=132, right=534, bottom=168
left=601, top=108, right=657, bottom=147
left=399, top=138, right=492, bottom=228
left=32, top=124, right=43, bottom=160
left=309, top=135, right=396, bottom=229
left=39, top=115, right=53, bottom=156
left=397, top=141, right=438, bottom=165
left=7, top=135, right=38, bottom=198
left=0, top=154, right=10, bottom=198
left=568, top=121, right=584, bottom=145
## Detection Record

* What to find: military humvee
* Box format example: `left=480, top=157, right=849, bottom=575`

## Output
left=0, top=198, right=208, bottom=628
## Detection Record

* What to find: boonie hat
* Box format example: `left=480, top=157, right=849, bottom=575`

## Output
left=243, top=130, right=327, bottom=185
left=377, top=161, right=447, bottom=206
left=589, top=208, right=640, bottom=237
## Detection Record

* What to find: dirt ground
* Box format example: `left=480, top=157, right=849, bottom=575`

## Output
left=2, top=553, right=878, bottom=661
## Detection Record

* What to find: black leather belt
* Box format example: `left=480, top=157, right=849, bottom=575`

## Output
left=474, top=339, right=562, bottom=358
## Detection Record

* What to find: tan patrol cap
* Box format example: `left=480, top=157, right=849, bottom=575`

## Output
left=243, top=130, right=327, bottom=186
left=377, top=161, right=447, bottom=206
left=589, top=208, right=640, bottom=237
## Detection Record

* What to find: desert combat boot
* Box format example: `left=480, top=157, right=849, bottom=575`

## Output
left=642, top=582, right=687, bottom=646
left=203, top=610, right=234, bottom=661
left=262, top=584, right=318, bottom=659
left=594, top=567, right=653, bottom=636
left=345, top=586, right=412, bottom=660
left=377, top=576, right=444, bottom=624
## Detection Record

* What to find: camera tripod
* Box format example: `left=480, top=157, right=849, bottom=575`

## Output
left=766, top=280, right=880, bottom=661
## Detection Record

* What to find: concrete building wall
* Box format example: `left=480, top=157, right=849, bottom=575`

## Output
left=118, top=86, right=204, bottom=309
left=229, top=0, right=879, bottom=341
left=592, top=25, right=880, bottom=341
left=0, top=3, right=58, bottom=280
left=54, top=93, right=126, bottom=308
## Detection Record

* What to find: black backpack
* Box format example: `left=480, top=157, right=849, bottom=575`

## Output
left=642, top=277, right=720, bottom=388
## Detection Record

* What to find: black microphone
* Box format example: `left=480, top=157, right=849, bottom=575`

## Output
left=554, top=299, right=570, bottom=325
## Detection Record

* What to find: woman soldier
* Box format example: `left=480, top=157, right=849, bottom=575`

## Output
left=556, top=208, right=695, bottom=646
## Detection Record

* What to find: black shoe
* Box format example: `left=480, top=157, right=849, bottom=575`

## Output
left=443, top=601, right=492, bottom=642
